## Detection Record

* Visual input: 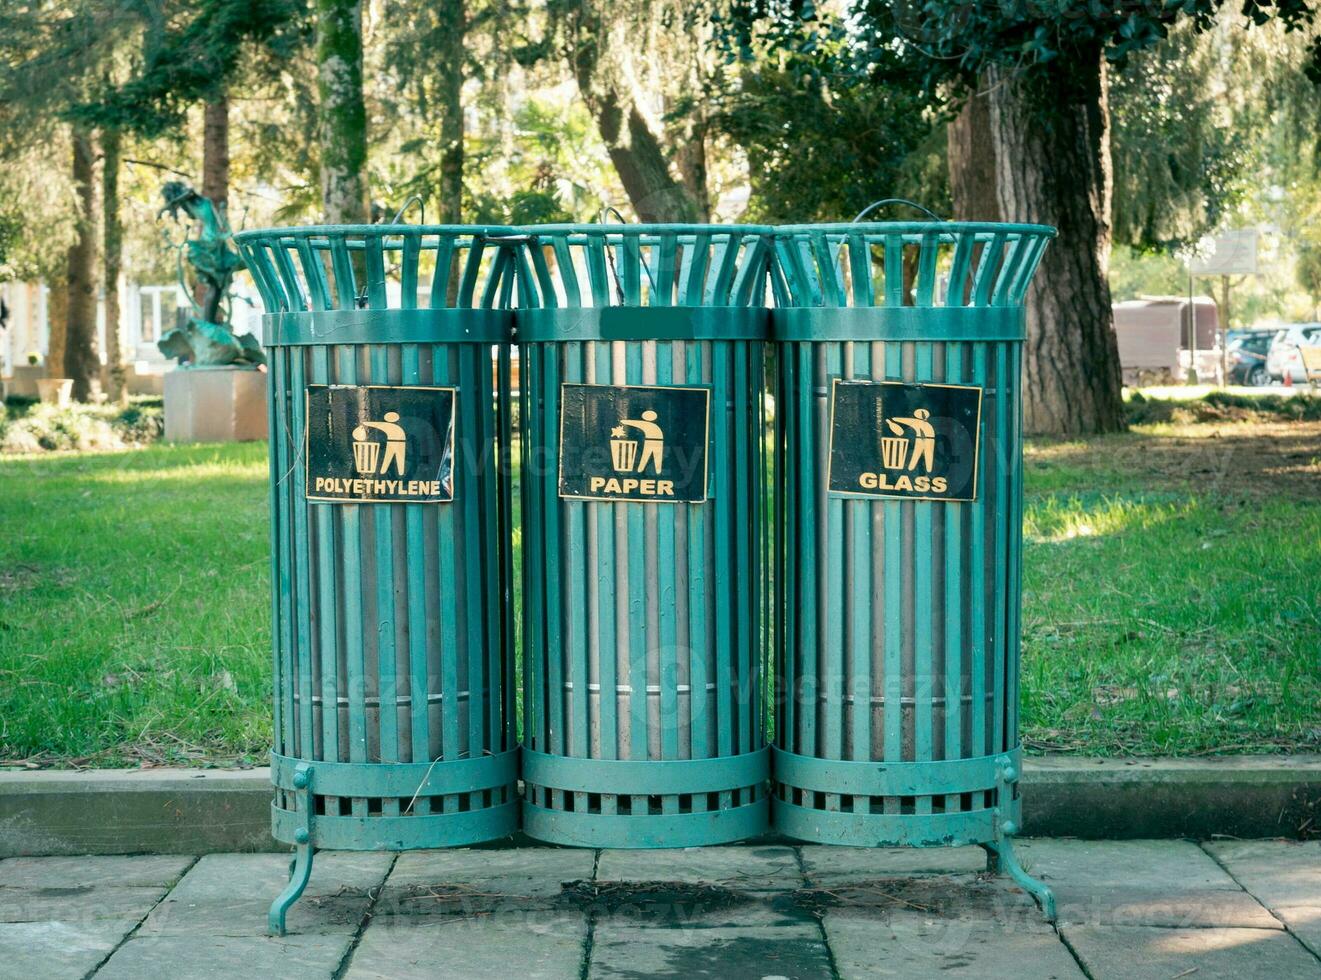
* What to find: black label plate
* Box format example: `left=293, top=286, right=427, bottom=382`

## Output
left=558, top=383, right=710, bottom=502
left=305, top=384, right=456, bottom=503
left=827, top=380, right=982, bottom=501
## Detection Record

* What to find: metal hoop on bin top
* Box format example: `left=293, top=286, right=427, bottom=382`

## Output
left=510, top=224, right=775, bottom=848
left=768, top=220, right=1059, bottom=920
left=233, top=225, right=521, bottom=934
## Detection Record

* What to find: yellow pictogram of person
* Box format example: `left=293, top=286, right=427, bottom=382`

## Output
left=353, top=411, right=407, bottom=476
left=886, top=408, right=935, bottom=473
left=619, top=409, right=664, bottom=474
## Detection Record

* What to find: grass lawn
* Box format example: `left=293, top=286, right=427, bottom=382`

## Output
left=2, top=398, right=1318, bottom=766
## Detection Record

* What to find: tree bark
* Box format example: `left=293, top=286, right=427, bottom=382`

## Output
left=947, top=84, right=999, bottom=222
left=65, top=127, right=99, bottom=403
left=202, top=96, right=230, bottom=216
left=46, top=275, right=67, bottom=380
left=197, top=96, right=231, bottom=323
left=568, top=21, right=700, bottom=223
left=102, top=126, right=127, bottom=405
left=675, top=114, right=711, bottom=222
left=316, top=0, right=369, bottom=224
left=437, top=0, right=464, bottom=225
left=987, top=51, right=1126, bottom=436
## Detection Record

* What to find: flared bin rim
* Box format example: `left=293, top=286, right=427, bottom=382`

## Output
left=513, top=222, right=775, bottom=238
left=773, top=220, right=1057, bottom=238
left=234, top=223, right=518, bottom=243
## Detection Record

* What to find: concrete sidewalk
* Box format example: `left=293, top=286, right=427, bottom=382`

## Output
left=1, top=840, right=1318, bottom=979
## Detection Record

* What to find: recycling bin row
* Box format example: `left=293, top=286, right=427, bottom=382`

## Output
left=234, top=221, right=1056, bottom=933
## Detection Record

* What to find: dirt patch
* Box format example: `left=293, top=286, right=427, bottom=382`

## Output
left=1029, top=419, right=1321, bottom=498
left=793, top=875, right=1025, bottom=917
left=563, top=879, right=749, bottom=916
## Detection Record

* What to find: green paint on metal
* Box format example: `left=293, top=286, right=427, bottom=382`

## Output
left=769, top=221, right=1056, bottom=920
left=515, top=224, right=772, bottom=848
left=234, top=225, right=520, bottom=934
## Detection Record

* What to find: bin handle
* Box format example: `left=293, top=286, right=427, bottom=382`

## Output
left=595, top=205, right=661, bottom=304
left=386, top=194, right=425, bottom=226
left=852, top=198, right=944, bottom=223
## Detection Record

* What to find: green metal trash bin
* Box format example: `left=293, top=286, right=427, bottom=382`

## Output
left=512, top=224, right=773, bottom=847
left=233, top=225, right=519, bottom=933
left=768, top=220, right=1057, bottom=918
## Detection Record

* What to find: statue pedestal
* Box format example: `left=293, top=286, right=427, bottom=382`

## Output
left=2, top=365, right=47, bottom=399
left=164, top=367, right=268, bottom=443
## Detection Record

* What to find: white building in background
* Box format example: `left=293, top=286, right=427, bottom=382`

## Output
left=0, top=278, right=262, bottom=398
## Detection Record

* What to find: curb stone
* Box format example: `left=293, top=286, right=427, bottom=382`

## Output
left=0, top=755, right=1317, bottom=857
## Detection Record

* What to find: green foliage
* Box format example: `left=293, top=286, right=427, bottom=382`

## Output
left=1125, top=390, right=1321, bottom=425
left=712, top=9, right=948, bottom=221
left=70, top=0, right=307, bottom=137
left=860, top=0, right=1319, bottom=88
left=1108, top=246, right=1188, bottom=302
left=1110, top=23, right=1252, bottom=251
left=1298, top=239, right=1321, bottom=306
left=0, top=400, right=164, bottom=454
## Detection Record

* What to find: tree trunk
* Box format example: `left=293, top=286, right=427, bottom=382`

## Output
left=316, top=0, right=369, bottom=224
left=65, top=127, right=99, bottom=403
left=947, top=84, right=999, bottom=222
left=198, top=96, right=231, bottom=323
left=46, top=275, right=67, bottom=380
left=675, top=114, right=711, bottom=222
left=202, top=96, right=230, bottom=214
left=569, top=27, right=700, bottom=223
left=102, top=127, right=127, bottom=405
left=437, top=0, right=464, bottom=226
left=987, top=52, right=1126, bottom=436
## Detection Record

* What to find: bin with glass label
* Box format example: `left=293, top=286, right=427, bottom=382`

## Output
left=768, top=219, right=1058, bottom=919
left=233, top=225, right=519, bottom=934
left=511, top=224, right=772, bottom=847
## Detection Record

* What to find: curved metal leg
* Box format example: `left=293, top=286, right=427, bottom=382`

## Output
left=985, top=836, right=1055, bottom=923
left=269, top=840, right=314, bottom=936
left=268, top=762, right=315, bottom=936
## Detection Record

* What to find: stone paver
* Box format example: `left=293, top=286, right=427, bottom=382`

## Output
left=596, top=845, right=801, bottom=891
left=1017, top=839, right=1282, bottom=928
left=800, top=844, right=986, bottom=884
left=137, top=851, right=392, bottom=937
left=826, top=908, right=1084, bottom=979
left=0, top=917, right=141, bottom=980
left=0, top=855, right=194, bottom=889
left=589, top=905, right=830, bottom=979
left=1206, top=840, right=1321, bottom=957
left=0, top=883, right=168, bottom=923
left=378, top=847, right=596, bottom=914
left=1062, top=925, right=1321, bottom=979
left=346, top=910, right=588, bottom=979
left=2, top=840, right=1318, bottom=978
left=96, top=934, right=354, bottom=980
left=0, top=855, right=195, bottom=978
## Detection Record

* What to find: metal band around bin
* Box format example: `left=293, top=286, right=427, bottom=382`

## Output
left=272, top=801, right=519, bottom=850
left=522, top=747, right=769, bottom=796
left=263, top=308, right=511, bottom=347
left=270, top=748, right=518, bottom=798
left=771, top=747, right=1019, bottom=798
left=523, top=798, right=769, bottom=849
left=770, top=306, right=1024, bottom=342
left=515, top=306, right=768, bottom=343
left=521, top=748, right=770, bottom=848
left=771, top=797, right=1016, bottom=848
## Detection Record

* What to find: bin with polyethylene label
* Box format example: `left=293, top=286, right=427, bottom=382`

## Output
left=233, top=225, right=518, bottom=933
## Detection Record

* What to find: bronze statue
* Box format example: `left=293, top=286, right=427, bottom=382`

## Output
left=156, top=181, right=264, bottom=367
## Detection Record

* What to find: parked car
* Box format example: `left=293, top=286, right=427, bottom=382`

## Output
left=1266, top=324, right=1321, bottom=383
left=1227, top=331, right=1275, bottom=386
